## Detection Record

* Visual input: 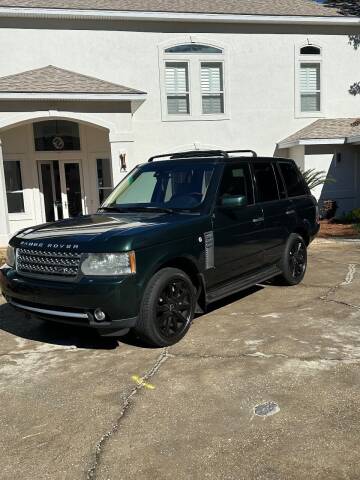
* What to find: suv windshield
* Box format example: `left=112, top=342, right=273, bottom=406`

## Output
left=102, top=162, right=215, bottom=212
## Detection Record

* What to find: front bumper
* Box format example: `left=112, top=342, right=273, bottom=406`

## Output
left=0, top=266, right=139, bottom=334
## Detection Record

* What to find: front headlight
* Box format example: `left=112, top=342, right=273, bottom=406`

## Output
left=5, top=245, right=15, bottom=268
left=81, top=251, right=136, bottom=276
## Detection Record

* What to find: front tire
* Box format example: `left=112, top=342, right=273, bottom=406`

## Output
left=135, top=268, right=196, bottom=347
left=279, top=233, right=307, bottom=286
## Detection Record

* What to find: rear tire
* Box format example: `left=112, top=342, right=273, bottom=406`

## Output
left=135, top=268, right=196, bottom=347
left=278, top=233, right=307, bottom=286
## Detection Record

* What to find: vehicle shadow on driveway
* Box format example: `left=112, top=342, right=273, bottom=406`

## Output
left=0, top=285, right=264, bottom=350
left=0, top=302, right=120, bottom=350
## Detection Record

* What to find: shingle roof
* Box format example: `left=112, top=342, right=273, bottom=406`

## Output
left=0, top=65, right=144, bottom=94
left=0, top=0, right=345, bottom=17
left=279, top=118, right=360, bottom=146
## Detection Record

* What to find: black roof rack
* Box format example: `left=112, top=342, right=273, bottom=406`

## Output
left=148, top=149, right=257, bottom=163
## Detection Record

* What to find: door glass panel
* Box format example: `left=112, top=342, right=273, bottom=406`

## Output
left=218, top=164, right=254, bottom=205
left=278, top=162, right=308, bottom=197
left=64, top=163, right=83, bottom=217
left=53, top=161, right=63, bottom=220
left=254, top=163, right=280, bottom=203
left=40, top=163, right=55, bottom=222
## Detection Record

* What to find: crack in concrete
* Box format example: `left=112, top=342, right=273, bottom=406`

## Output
left=341, top=264, right=357, bottom=285
left=86, top=348, right=169, bottom=480
left=319, top=262, right=359, bottom=310
left=169, top=352, right=360, bottom=363
left=320, top=284, right=341, bottom=302
left=325, top=298, right=360, bottom=310
left=319, top=289, right=360, bottom=312
left=169, top=351, right=288, bottom=360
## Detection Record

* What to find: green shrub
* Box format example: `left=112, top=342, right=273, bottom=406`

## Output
left=339, top=208, right=360, bottom=224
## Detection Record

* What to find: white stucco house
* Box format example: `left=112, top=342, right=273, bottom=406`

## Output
left=0, top=0, right=359, bottom=245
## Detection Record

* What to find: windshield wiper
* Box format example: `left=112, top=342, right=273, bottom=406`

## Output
left=126, top=206, right=175, bottom=214
left=99, top=205, right=175, bottom=214
left=98, top=206, right=126, bottom=213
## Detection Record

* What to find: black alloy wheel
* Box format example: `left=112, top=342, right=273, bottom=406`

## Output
left=279, top=233, right=308, bottom=286
left=136, top=267, right=196, bottom=347
left=288, top=239, right=307, bottom=279
left=156, top=279, right=192, bottom=340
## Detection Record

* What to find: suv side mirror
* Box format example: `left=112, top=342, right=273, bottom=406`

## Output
left=220, top=195, right=247, bottom=208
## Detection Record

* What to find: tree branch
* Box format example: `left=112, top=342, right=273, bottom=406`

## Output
left=322, top=1, right=360, bottom=95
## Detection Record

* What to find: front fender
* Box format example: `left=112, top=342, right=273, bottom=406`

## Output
left=135, top=235, right=205, bottom=294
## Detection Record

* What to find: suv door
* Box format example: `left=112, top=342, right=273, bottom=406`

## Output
left=277, top=160, right=315, bottom=235
left=207, top=162, right=265, bottom=287
left=252, top=161, right=295, bottom=265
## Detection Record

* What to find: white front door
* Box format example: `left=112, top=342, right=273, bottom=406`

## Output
left=59, top=159, right=85, bottom=219
left=38, top=159, right=85, bottom=222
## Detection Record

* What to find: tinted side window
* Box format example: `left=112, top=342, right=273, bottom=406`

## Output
left=273, top=164, right=287, bottom=199
left=279, top=162, right=308, bottom=197
left=218, top=164, right=254, bottom=204
left=253, top=163, right=279, bottom=202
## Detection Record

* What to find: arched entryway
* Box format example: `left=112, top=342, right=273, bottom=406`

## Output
left=0, top=117, right=114, bottom=237
left=0, top=64, right=145, bottom=245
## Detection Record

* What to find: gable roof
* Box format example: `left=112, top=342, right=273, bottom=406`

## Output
left=0, top=0, right=347, bottom=17
left=278, top=118, right=360, bottom=148
left=0, top=65, right=146, bottom=100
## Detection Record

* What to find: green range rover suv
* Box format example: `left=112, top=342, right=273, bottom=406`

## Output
left=1, top=150, right=320, bottom=347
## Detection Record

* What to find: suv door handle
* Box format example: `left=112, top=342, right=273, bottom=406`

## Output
left=252, top=217, right=264, bottom=223
left=286, top=209, right=296, bottom=215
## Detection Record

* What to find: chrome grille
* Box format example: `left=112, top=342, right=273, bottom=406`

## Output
left=16, top=248, right=82, bottom=277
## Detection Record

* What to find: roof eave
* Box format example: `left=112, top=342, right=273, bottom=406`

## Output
left=0, top=92, right=147, bottom=101
left=0, top=8, right=357, bottom=25
left=278, top=137, right=347, bottom=149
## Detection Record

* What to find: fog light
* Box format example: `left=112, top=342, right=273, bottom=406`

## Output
left=94, top=308, right=106, bottom=322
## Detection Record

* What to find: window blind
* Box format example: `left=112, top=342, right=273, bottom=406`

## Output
left=300, top=63, right=320, bottom=112
left=201, top=62, right=224, bottom=114
left=165, top=62, right=189, bottom=114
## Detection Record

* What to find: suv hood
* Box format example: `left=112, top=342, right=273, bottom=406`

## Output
left=12, top=212, right=210, bottom=252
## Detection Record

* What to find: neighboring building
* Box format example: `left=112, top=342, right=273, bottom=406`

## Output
left=0, top=0, right=359, bottom=245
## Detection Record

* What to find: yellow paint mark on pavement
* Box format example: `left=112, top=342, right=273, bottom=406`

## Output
left=132, top=375, right=155, bottom=390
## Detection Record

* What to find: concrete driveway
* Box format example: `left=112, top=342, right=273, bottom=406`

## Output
left=1, top=240, right=360, bottom=480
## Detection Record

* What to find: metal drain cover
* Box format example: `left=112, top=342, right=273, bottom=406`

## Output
left=254, top=401, right=280, bottom=417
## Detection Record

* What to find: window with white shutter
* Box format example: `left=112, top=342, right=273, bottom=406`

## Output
left=165, top=62, right=190, bottom=115
left=300, top=62, right=321, bottom=112
left=201, top=62, right=224, bottom=114
left=161, top=42, right=227, bottom=120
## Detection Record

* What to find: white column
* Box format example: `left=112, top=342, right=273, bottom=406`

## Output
left=0, top=139, right=10, bottom=246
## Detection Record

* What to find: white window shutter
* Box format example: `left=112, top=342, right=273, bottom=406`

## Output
left=165, top=62, right=189, bottom=114
left=201, top=63, right=222, bottom=94
left=300, top=63, right=320, bottom=92
left=165, top=64, right=188, bottom=94
left=201, top=62, right=224, bottom=114
left=300, top=63, right=321, bottom=112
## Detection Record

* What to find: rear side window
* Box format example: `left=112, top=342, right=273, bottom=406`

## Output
left=279, top=162, right=308, bottom=197
left=253, top=163, right=279, bottom=203
left=273, top=163, right=286, bottom=199
left=218, top=163, right=254, bottom=204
